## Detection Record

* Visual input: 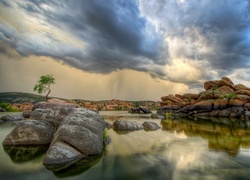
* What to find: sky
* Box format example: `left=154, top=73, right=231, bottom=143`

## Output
left=0, top=0, right=250, bottom=101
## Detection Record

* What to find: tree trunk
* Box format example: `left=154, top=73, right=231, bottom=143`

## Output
left=46, top=89, right=51, bottom=101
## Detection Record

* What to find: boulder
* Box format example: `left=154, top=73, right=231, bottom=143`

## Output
left=142, top=121, right=161, bottom=131
left=244, top=103, right=250, bottom=111
left=161, top=94, right=183, bottom=104
left=204, top=80, right=220, bottom=90
left=1, top=114, right=23, bottom=122
left=244, top=111, right=250, bottom=116
left=175, top=94, right=183, bottom=100
left=32, top=98, right=79, bottom=111
left=213, top=98, right=229, bottom=110
left=190, top=100, right=214, bottom=111
left=213, top=86, right=234, bottom=99
left=219, top=79, right=235, bottom=90
left=22, top=111, right=32, bottom=118
left=210, top=110, right=220, bottom=117
left=234, top=84, right=250, bottom=91
left=128, top=107, right=141, bottom=113
left=0, top=107, right=7, bottom=112
left=230, top=107, right=245, bottom=118
left=197, top=89, right=214, bottom=101
left=43, top=108, right=106, bottom=170
left=30, top=108, right=73, bottom=128
left=151, top=113, right=165, bottom=119
left=218, top=108, right=231, bottom=117
left=178, top=105, right=192, bottom=113
left=113, top=120, right=143, bottom=131
left=139, top=106, right=152, bottom=114
left=235, top=90, right=250, bottom=96
left=105, top=121, right=113, bottom=129
left=229, top=95, right=250, bottom=107
left=2, top=120, right=55, bottom=145
left=183, top=93, right=199, bottom=100
left=204, top=78, right=234, bottom=91
left=222, top=77, right=234, bottom=85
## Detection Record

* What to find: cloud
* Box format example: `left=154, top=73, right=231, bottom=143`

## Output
left=1, top=0, right=250, bottom=91
left=0, top=0, right=168, bottom=76
left=140, top=0, right=250, bottom=79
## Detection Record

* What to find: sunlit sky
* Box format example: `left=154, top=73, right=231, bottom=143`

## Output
left=0, top=0, right=250, bottom=100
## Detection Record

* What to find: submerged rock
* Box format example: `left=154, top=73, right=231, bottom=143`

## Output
left=113, top=120, right=143, bottom=131
left=3, top=145, right=49, bottom=163
left=142, top=121, right=161, bottom=131
left=2, top=120, right=55, bottom=145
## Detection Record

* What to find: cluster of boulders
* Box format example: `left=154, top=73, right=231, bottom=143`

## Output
left=157, top=77, right=250, bottom=120
left=1, top=98, right=161, bottom=172
left=2, top=99, right=106, bottom=172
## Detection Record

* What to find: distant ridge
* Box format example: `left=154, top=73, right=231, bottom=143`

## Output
left=0, top=92, right=46, bottom=104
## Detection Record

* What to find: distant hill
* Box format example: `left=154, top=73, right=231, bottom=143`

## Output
left=0, top=92, right=160, bottom=111
left=0, top=92, right=46, bottom=104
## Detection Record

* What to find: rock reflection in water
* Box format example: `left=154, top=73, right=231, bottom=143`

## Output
left=161, top=118, right=250, bottom=156
left=52, top=153, right=103, bottom=178
left=3, top=145, right=49, bottom=163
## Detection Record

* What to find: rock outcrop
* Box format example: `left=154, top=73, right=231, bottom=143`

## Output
left=157, top=77, right=250, bottom=120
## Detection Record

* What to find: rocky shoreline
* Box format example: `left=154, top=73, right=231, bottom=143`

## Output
left=156, top=77, right=250, bottom=121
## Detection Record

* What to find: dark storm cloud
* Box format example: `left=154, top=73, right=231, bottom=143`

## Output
left=0, top=0, right=167, bottom=76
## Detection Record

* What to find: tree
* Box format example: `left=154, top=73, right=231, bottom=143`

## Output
left=33, top=74, right=55, bottom=101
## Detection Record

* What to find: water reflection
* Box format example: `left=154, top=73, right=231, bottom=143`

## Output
left=3, top=145, right=49, bottom=163
left=161, top=118, right=250, bottom=156
left=52, top=153, right=103, bottom=178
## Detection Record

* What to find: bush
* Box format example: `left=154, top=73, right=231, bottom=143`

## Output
left=226, top=93, right=235, bottom=100
left=0, top=101, right=7, bottom=109
left=0, top=101, right=19, bottom=112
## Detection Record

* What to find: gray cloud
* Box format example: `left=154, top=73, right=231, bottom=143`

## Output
left=1, top=0, right=250, bottom=87
left=0, top=0, right=168, bottom=76
left=140, top=0, right=250, bottom=79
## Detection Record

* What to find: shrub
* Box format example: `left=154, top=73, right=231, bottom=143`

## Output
left=226, top=93, right=235, bottom=100
left=0, top=101, right=7, bottom=109
left=0, top=101, right=19, bottom=112
left=103, top=130, right=108, bottom=141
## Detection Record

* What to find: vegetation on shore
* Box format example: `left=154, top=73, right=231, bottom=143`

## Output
left=0, top=101, right=19, bottom=112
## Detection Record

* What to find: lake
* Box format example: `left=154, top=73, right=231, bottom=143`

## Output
left=1, top=111, right=250, bottom=180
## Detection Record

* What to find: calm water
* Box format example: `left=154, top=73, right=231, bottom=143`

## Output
left=1, top=111, right=250, bottom=180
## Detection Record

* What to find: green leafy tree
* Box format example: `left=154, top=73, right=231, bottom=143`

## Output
left=33, top=74, right=55, bottom=101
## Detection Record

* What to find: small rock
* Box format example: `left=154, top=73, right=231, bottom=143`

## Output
left=105, top=121, right=113, bottom=129
left=128, top=108, right=141, bottom=114
left=113, top=120, right=143, bottom=131
left=0, top=107, right=7, bottom=112
left=1, top=114, right=23, bottom=121
left=142, top=121, right=161, bottom=131
left=22, top=111, right=32, bottom=118
left=139, top=106, right=152, bottom=114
